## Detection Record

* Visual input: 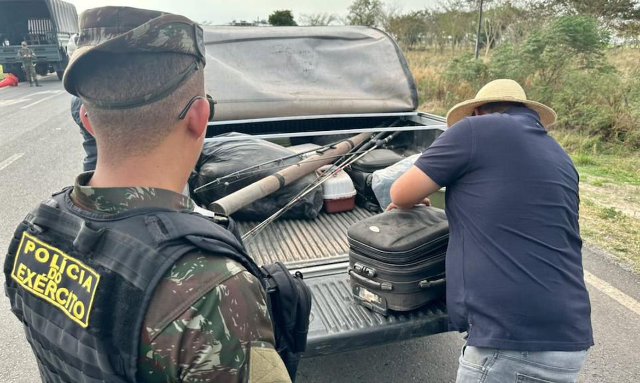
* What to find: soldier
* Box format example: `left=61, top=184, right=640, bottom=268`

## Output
left=16, top=41, right=41, bottom=87
left=4, top=6, right=291, bottom=383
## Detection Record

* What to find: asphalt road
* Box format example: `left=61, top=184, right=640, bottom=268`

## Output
left=1, top=76, right=640, bottom=382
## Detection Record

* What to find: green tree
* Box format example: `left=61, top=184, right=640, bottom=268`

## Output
left=386, top=11, right=428, bottom=49
left=268, top=10, right=298, bottom=26
left=480, top=0, right=528, bottom=55
left=438, top=0, right=476, bottom=51
left=495, top=15, right=610, bottom=101
left=347, top=0, right=384, bottom=27
left=535, top=0, right=640, bottom=30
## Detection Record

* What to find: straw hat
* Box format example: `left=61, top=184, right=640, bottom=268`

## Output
left=446, top=79, right=556, bottom=127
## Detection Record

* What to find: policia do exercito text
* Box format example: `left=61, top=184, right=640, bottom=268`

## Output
left=4, top=6, right=293, bottom=383
left=12, top=235, right=99, bottom=327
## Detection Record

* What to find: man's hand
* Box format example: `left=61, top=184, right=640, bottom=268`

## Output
left=386, top=202, right=400, bottom=211
left=386, top=198, right=431, bottom=212
left=389, top=165, right=441, bottom=210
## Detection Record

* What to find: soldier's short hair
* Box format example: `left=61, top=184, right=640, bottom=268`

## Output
left=75, top=52, right=204, bottom=160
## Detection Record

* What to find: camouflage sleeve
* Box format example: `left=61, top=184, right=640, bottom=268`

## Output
left=137, top=253, right=290, bottom=383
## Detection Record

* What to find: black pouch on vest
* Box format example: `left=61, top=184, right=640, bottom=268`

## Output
left=347, top=206, right=448, bottom=315
left=346, top=149, right=403, bottom=212
left=261, top=262, right=312, bottom=381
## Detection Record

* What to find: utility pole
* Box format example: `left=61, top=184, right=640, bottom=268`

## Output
left=475, top=0, right=484, bottom=59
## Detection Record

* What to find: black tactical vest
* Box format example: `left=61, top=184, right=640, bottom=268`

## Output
left=3, top=188, right=260, bottom=382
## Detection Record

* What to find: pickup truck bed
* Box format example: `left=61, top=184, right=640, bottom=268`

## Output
left=239, top=205, right=449, bottom=357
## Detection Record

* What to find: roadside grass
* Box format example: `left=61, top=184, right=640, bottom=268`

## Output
left=551, top=134, right=640, bottom=272
left=405, top=48, right=640, bottom=272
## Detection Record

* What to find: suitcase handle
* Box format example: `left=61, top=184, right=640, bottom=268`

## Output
left=348, top=269, right=393, bottom=291
left=419, top=278, right=446, bottom=289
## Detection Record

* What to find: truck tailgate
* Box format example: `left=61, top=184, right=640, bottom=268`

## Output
left=302, top=270, right=448, bottom=357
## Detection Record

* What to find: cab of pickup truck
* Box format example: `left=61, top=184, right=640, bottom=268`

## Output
left=199, top=26, right=450, bottom=358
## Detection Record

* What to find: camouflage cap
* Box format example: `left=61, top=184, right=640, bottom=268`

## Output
left=63, top=6, right=206, bottom=102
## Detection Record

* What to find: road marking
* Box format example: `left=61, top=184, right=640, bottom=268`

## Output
left=20, top=90, right=63, bottom=109
left=0, top=153, right=24, bottom=172
left=584, top=270, right=640, bottom=317
left=0, top=99, right=30, bottom=107
left=30, top=90, right=61, bottom=96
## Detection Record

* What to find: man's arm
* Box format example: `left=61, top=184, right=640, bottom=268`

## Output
left=138, top=254, right=290, bottom=383
left=390, top=120, right=474, bottom=210
left=389, top=166, right=441, bottom=210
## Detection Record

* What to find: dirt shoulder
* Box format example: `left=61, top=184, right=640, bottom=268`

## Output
left=573, top=154, right=640, bottom=273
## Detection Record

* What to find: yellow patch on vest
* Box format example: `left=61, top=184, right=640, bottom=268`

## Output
left=11, top=232, right=100, bottom=328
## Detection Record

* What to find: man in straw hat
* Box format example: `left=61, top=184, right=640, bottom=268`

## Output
left=389, top=79, right=593, bottom=382
left=4, top=6, right=290, bottom=383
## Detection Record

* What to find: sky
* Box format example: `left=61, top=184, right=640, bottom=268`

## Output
left=67, top=0, right=439, bottom=25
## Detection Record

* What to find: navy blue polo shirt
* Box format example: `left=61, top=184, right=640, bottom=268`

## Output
left=415, top=107, right=593, bottom=351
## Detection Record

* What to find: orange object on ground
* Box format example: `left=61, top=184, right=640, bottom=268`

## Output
left=0, top=73, right=19, bottom=87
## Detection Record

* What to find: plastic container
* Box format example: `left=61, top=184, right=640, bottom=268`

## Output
left=371, top=154, right=447, bottom=210
left=317, top=165, right=357, bottom=213
left=288, top=143, right=322, bottom=159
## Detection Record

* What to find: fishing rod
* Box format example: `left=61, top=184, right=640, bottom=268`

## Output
left=319, top=128, right=394, bottom=176
left=210, top=132, right=375, bottom=216
left=242, top=130, right=403, bottom=242
left=195, top=151, right=386, bottom=193
left=193, top=140, right=343, bottom=194
left=197, top=120, right=399, bottom=193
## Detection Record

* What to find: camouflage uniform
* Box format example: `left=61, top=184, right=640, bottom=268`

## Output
left=48, top=5, right=289, bottom=382
left=70, top=172, right=290, bottom=382
left=16, top=45, right=40, bottom=86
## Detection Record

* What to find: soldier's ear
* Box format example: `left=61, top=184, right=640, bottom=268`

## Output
left=80, top=104, right=95, bottom=136
left=184, top=98, right=208, bottom=139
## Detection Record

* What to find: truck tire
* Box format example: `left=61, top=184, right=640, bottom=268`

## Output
left=35, top=64, right=48, bottom=76
left=56, top=70, right=64, bottom=80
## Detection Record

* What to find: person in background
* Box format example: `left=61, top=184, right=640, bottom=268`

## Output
left=389, top=79, right=593, bottom=383
left=68, top=35, right=97, bottom=171
left=16, top=41, right=41, bottom=87
left=69, top=95, right=97, bottom=171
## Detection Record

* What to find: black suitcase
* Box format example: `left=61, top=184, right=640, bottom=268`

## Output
left=347, top=206, right=449, bottom=315
left=346, top=149, right=403, bottom=212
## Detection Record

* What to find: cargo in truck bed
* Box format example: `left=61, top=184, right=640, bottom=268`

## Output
left=200, top=25, right=451, bottom=358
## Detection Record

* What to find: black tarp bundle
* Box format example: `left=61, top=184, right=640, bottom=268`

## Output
left=191, top=133, right=323, bottom=220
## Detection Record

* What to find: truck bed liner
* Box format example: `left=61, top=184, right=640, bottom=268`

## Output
left=238, top=206, right=376, bottom=266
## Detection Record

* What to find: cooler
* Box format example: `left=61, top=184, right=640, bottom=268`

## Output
left=317, top=165, right=356, bottom=213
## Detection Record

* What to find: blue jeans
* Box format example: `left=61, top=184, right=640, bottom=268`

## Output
left=456, top=345, right=588, bottom=383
